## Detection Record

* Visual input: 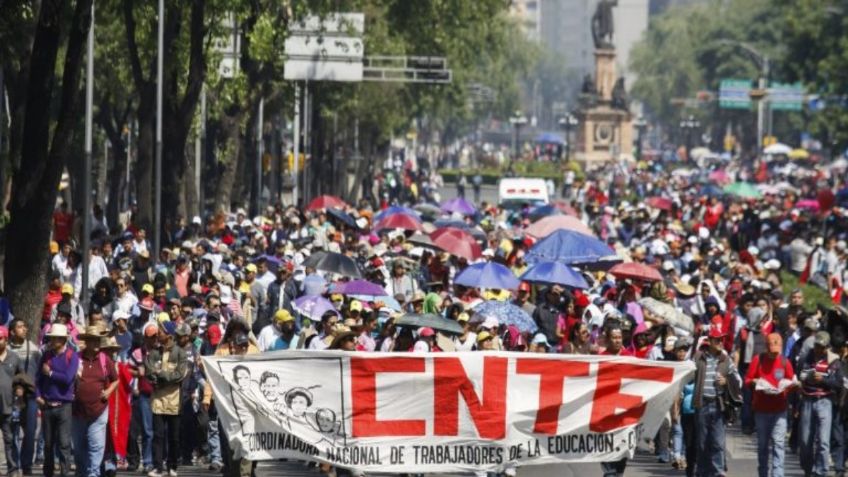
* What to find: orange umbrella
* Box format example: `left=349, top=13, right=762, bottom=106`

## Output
left=609, top=262, right=663, bottom=282
left=525, top=215, right=594, bottom=238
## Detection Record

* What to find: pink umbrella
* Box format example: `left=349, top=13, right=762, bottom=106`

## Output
left=373, top=213, right=422, bottom=231
left=645, top=197, right=673, bottom=211
left=795, top=199, right=820, bottom=212
left=609, top=262, right=663, bottom=282
left=525, top=215, right=594, bottom=238
left=709, top=169, right=731, bottom=185
left=550, top=200, right=579, bottom=217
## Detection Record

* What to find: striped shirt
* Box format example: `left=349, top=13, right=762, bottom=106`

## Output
left=702, top=353, right=718, bottom=399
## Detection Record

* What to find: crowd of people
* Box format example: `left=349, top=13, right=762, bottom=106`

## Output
left=9, top=152, right=848, bottom=477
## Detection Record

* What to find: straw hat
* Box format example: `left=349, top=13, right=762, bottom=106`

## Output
left=100, top=336, right=121, bottom=351
left=78, top=325, right=108, bottom=340
left=45, top=323, right=70, bottom=338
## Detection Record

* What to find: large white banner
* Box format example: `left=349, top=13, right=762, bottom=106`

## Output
left=203, top=351, right=694, bottom=473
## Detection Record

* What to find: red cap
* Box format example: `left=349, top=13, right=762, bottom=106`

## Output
left=574, top=291, right=590, bottom=308
left=708, top=323, right=726, bottom=339
left=0, top=326, right=9, bottom=339
left=518, top=282, right=531, bottom=293
left=418, top=327, right=435, bottom=338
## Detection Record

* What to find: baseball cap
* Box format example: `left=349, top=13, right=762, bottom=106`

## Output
left=815, top=331, right=831, bottom=348
left=142, top=283, right=154, bottom=295
left=476, top=331, right=494, bottom=343
left=245, top=263, right=258, bottom=273
left=767, top=333, right=783, bottom=354
left=232, top=332, right=249, bottom=347
left=418, top=327, right=435, bottom=338
left=61, top=283, right=74, bottom=295
left=350, top=300, right=363, bottom=312
left=161, top=321, right=177, bottom=336
left=531, top=333, right=550, bottom=347
left=143, top=324, right=159, bottom=338
left=0, top=326, right=8, bottom=339
left=804, top=318, right=819, bottom=332
left=175, top=323, right=191, bottom=337
left=456, top=312, right=470, bottom=323
left=274, top=309, right=294, bottom=323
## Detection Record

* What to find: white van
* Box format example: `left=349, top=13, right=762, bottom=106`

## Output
left=498, top=178, right=549, bottom=209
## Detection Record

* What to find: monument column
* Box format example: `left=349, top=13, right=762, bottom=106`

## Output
left=594, top=49, right=617, bottom=102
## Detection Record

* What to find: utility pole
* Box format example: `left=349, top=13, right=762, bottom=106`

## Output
left=81, top=1, right=94, bottom=307
left=292, top=84, right=300, bottom=207
left=254, top=97, right=264, bottom=216
left=154, top=0, right=164, bottom=262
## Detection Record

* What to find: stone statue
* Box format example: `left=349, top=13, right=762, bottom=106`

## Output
left=591, top=0, right=618, bottom=49
left=611, top=77, right=629, bottom=110
left=581, top=74, right=596, bottom=96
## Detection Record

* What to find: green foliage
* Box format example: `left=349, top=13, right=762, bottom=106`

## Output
left=780, top=271, right=833, bottom=313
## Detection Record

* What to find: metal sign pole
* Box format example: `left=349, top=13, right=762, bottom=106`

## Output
left=292, top=83, right=300, bottom=207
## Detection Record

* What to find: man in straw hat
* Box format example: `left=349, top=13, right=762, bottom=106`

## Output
left=35, top=323, right=78, bottom=477
left=72, top=325, right=117, bottom=477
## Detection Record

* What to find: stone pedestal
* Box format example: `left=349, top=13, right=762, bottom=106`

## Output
left=575, top=105, right=633, bottom=165
left=594, top=49, right=617, bottom=102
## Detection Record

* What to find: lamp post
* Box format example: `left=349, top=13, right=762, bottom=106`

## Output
left=508, top=111, right=527, bottom=160
left=679, top=115, right=700, bottom=160
left=633, top=116, right=647, bottom=160
left=558, top=113, right=579, bottom=162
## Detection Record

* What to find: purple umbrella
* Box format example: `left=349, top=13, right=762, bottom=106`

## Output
left=454, top=262, right=520, bottom=290
left=441, top=197, right=476, bottom=215
left=332, top=279, right=387, bottom=297
left=293, top=296, right=338, bottom=320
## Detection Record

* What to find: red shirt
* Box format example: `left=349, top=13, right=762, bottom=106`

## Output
left=73, top=352, right=116, bottom=420
left=600, top=347, right=633, bottom=356
left=52, top=211, right=73, bottom=243
left=42, top=290, right=62, bottom=325
left=744, top=353, right=795, bottom=413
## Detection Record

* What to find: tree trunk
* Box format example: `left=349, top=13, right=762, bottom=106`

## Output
left=214, top=110, right=243, bottom=213
left=6, top=0, right=93, bottom=337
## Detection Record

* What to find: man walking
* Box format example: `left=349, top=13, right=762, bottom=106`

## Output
left=7, top=318, right=40, bottom=475
left=35, top=324, right=78, bottom=477
left=798, top=331, right=842, bottom=477
left=744, top=332, right=796, bottom=477
left=0, top=326, right=23, bottom=477
left=145, top=322, right=188, bottom=477
left=693, top=323, right=741, bottom=477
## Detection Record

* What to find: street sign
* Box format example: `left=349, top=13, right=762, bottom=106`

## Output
left=719, top=79, right=752, bottom=110
left=284, top=13, right=364, bottom=82
left=769, top=82, right=804, bottom=111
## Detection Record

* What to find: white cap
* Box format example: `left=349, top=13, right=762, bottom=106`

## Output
left=747, top=245, right=759, bottom=256
left=192, top=216, right=202, bottom=225
left=764, top=259, right=781, bottom=271
left=662, top=260, right=675, bottom=271
left=481, top=316, right=499, bottom=330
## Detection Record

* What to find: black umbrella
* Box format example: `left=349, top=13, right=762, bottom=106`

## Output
left=326, top=208, right=358, bottom=228
left=396, top=313, right=463, bottom=335
left=302, top=251, right=362, bottom=278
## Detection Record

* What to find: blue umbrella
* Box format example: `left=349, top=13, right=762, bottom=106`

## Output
left=528, top=204, right=562, bottom=221
left=258, top=254, right=282, bottom=273
left=293, top=296, right=338, bottom=320
left=520, top=261, right=589, bottom=289
left=471, top=301, right=537, bottom=333
left=698, top=184, right=724, bottom=198
left=374, top=206, right=421, bottom=223
left=534, top=132, right=565, bottom=145
left=525, top=229, right=616, bottom=265
left=326, top=208, right=358, bottom=228
left=454, top=262, right=520, bottom=290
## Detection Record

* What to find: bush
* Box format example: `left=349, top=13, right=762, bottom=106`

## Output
left=439, top=159, right=585, bottom=185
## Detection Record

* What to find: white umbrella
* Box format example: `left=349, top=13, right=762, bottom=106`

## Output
left=764, top=143, right=792, bottom=155
left=638, top=297, right=694, bottom=334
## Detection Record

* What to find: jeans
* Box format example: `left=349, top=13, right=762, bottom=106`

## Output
left=72, top=409, right=108, bottom=477
left=0, top=413, right=18, bottom=474
left=682, top=413, right=697, bottom=477
left=739, top=363, right=754, bottom=431
left=755, top=411, right=786, bottom=477
left=127, top=394, right=153, bottom=469
left=696, top=401, right=725, bottom=477
left=672, top=419, right=685, bottom=461
left=800, top=397, right=833, bottom=476
left=656, top=416, right=670, bottom=461
left=42, top=403, right=72, bottom=477
left=152, top=414, right=180, bottom=472
left=12, top=397, right=37, bottom=471
left=832, top=409, right=847, bottom=474
left=208, top=414, right=222, bottom=465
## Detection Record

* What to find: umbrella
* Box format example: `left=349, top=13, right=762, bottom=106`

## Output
left=689, top=147, right=712, bottom=160
left=609, top=262, right=663, bottom=282
left=332, top=279, right=387, bottom=296
left=293, top=296, right=338, bottom=320
left=638, top=297, right=694, bottom=334
left=407, top=232, right=439, bottom=249
left=258, top=254, right=282, bottom=273
left=454, top=262, right=520, bottom=290
left=708, top=169, right=731, bottom=185
left=374, top=206, right=421, bottom=223
left=550, top=200, right=579, bottom=217
left=764, top=143, right=792, bottom=155
left=374, top=213, right=422, bottom=232
left=723, top=182, right=762, bottom=199
left=396, top=313, right=463, bottom=335
left=645, top=197, right=673, bottom=211
left=795, top=199, right=820, bottom=211
left=471, top=301, right=537, bottom=333
left=430, top=227, right=481, bottom=261
left=698, top=184, right=725, bottom=198
left=519, top=261, right=589, bottom=289
left=525, top=229, right=615, bottom=265
left=789, top=148, right=810, bottom=160
left=305, top=195, right=346, bottom=211
left=528, top=204, right=561, bottom=221
left=525, top=215, right=594, bottom=238
left=413, top=203, right=442, bottom=218
left=441, top=197, right=476, bottom=215
left=350, top=294, right=402, bottom=311
left=302, top=251, right=362, bottom=278
left=326, top=208, right=357, bottom=228
left=534, top=132, right=565, bottom=145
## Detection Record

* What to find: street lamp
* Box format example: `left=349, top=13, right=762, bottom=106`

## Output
left=633, top=116, right=647, bottom=160
left=558, top=113, right=579, bottom=162
left=508, top=111, right=527, bottom=159
left=679, top=115, right=700, bottom=160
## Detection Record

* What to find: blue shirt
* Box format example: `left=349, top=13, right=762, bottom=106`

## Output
left=36, top=347, right=80, bottom=403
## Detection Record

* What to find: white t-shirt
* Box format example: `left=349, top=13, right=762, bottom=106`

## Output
left=454, top=333, right=477, bottom=351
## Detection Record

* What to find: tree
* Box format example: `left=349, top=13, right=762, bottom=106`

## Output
left=0, top=0, right=93, bottom=334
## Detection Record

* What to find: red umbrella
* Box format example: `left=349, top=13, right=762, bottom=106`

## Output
left=430, top=227, right=481, bottom=261
left=609, top=262, right=663, bottom=282
left=708, top=169, right=731, bottom=185
left=645, top=197, right=673, bottom=211
left=525, top=215, right=594, bottom=238
left=373, top=213, right=422, bottom=231
left=305, top=195, right=346, bottom=211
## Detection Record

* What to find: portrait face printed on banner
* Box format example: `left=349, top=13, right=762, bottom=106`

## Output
left=234, top=365, right=251, bottom=392
left=315, top=408, right=337, bottom=433
left=289, top=393, right=310, bottom=417
left=260, top=372, right=280, bottom=402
